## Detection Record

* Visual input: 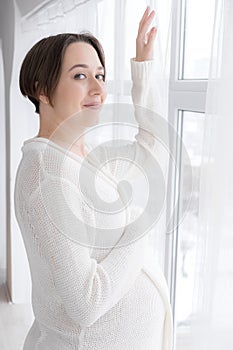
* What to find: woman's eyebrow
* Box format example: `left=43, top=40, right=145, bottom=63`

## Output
left=68, top=64, right=104, bottom=72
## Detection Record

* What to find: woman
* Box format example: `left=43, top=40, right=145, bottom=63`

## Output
left=14, top=7, right=173, bottom=350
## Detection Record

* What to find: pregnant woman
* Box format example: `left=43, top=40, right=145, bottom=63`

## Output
left=14, top=7, right=173, bottom=350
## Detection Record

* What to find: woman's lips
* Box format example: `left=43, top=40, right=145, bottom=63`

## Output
left=83, top=103, right=101, bottom=109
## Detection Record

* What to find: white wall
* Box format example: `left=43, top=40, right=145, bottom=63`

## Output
left=10, top=1, right=40, bottom=303
left=15, top=0, right=50, bottom=17
left=0, top=0, right=38, bottom=303
left=0, top=40, right=6, bottom=277
left=0, top=0, right=15, bottom=300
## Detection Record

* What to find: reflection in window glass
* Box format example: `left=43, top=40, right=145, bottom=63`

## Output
left=175, top=111, right=205, bottom=348
left=180, top=0, right=215, bottom=79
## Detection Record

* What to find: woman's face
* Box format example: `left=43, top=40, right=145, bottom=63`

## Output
left=50, top=41, right=107, bottom=120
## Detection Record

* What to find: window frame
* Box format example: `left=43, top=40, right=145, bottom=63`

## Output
left=165, top=0, right=210, bottom=347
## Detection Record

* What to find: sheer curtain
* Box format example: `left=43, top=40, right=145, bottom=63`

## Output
left=98, top=0, right=172, bottom=269
left=190, top=0, right=233, bottom=347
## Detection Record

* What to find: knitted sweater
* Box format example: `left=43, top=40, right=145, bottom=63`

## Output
left=14, top=59, right=173, bottom=350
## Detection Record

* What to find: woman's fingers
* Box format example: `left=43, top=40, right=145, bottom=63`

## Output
left=138, top=6, right=150, bottom=31
left=135, top=7, right=157, bottom=61
left=138, top=9, right=155, bottom=40
left=144, top=26, right=157, bottom=44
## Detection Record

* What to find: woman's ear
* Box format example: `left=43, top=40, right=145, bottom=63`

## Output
left=38, top=93, right=49, bottom=105
left=35, top=81, right=49, bottom=105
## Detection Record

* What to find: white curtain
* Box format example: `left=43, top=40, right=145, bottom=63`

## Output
left=98, top=0, right=173, bottom=272
left=190, top=0, right=233, bottom=348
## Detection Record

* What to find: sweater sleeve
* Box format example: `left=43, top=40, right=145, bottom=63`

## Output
left=130, top=58, right=169, bottom=177
left=28, top=174, right=148, bottom=328
left=130, top=58, right=160, bottom=112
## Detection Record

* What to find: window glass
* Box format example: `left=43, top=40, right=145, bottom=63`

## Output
left=175, top=111, right=205, bottom=348
left=180, top=0, right=215, bottom=79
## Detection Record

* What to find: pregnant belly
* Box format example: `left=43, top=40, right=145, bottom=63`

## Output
left=82, top=269, right=166, bottom=350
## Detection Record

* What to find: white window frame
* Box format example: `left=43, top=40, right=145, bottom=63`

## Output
left=164, top=0, right=210, bottom=347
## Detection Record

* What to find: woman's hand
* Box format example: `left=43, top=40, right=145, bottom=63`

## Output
left=135, top=6, right=157, bottom=62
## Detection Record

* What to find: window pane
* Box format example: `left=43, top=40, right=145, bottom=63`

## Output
left=175, top=111, right=205, bottom=348
left=180, top=0, right=215, bottom=79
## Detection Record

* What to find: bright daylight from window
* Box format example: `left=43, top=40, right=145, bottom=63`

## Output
left=180, top=0, right=215, bottom=79
left=175, top=111, right=205, bottom=349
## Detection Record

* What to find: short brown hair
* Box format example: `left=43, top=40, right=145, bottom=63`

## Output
left=19, top=33, right=106, bottom=114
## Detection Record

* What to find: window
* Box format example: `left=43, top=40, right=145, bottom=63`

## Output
left=180, top=0, right=215, bottom=79
left=98, top=1, right=216, bottom=347
left=175, top=111, right=205, bottom=348
left=167, top=0, right=215, bottom=348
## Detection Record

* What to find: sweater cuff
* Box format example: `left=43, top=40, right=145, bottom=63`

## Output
left=130, top=58, right=156, bottom=80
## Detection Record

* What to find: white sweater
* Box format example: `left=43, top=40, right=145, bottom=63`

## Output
left=14, top=59, right=173, bottom=350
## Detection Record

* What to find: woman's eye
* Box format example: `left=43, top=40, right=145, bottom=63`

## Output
left=96, top=74, right=105, bottom=81
left=74, top=73, right=86, bottom=80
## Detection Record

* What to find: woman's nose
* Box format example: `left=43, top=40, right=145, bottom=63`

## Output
left=89, top=77, right=105, bottom=95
